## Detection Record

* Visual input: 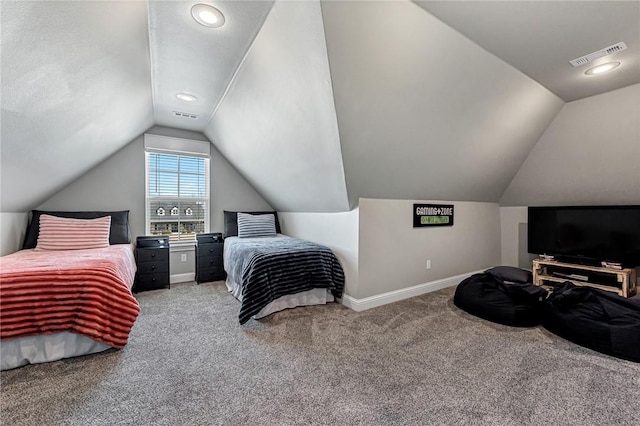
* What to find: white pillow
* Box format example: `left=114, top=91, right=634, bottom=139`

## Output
left=237, top=213, right=276, bottom=238
left=36, top=214, right=111, bottom=250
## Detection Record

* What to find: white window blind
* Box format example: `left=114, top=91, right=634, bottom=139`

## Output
left=144, top=135, right=210, bottom=243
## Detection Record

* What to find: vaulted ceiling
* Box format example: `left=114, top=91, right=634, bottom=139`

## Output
left=2, top=1, right=638, bottom=213
left=415, top=1, right=640, bottom=102
left=2, top=1, right=154, bottom=212
left=148, top=1, right=273, bottom=131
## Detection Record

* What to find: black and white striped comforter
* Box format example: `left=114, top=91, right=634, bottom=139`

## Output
left=224, top=235, right=345, bottom=324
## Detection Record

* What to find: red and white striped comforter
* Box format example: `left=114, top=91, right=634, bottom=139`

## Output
left=0, top=245, right=140, bottom=348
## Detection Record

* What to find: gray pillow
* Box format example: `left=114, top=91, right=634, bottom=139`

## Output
left=223, top=210, right=281, bottom=237
left=237, top=213, right=277, bottom=238
left=485, top=266, right=532, bottom=284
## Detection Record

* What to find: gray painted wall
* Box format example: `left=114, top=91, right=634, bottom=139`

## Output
left=0, top=212, right=28, bottom=256
left=169, top=245, right=196, bottom=283
left=205, top=0, right=349, bottom=213
left=280, top=199, right=500, bottom=302
left=37, top=135, right=147, bottom=239
left=146, top=125, right=210, bottom=143
left=36, top=126, right=272, bottom=277
left=357, top=198, right=501, bottom=299
left=280, top=199, right=500, bottom=303
left=499, top=84, right=640, bottom=270
left=500, top=206, right=536, bottom=269
left=279, top=210, right=359, bottom=298
left=501, top=84, right=640, bottom=206
left=320, top=1, right=564, bottom=207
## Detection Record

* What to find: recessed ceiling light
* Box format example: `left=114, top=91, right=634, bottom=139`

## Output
left=585, top=62, right=621, bottom=76
left=191, top=4, right=225, bottom=28
left=176, top=93, right=197, bottom=102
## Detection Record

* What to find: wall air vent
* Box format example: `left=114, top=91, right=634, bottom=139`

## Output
left=173, top=111, right=199, bottom=119
left=569, top=42, right=627, bottom=67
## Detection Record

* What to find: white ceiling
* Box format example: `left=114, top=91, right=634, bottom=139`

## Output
left=2, top=1, right=639, bottom=214
left=148, top=1, right=273, bottom=131
left=1, top=1, right=154, bottom=212
left=1, top=0, right=273, bottom=211
left=205, top=1, right=350, bottom=212
left=414, top=1, right=640, bottom=102
left=322, top=0, right=564, bottom=206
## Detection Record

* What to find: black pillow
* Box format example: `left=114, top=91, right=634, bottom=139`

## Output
left=485, top=266, right=532, bottom=284
left=223, top=210, right=281, bottom=238
left=22, top=210, right=131, bottom=249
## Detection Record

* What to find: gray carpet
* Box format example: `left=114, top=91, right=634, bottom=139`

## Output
left=2, top=281, right=639, bottom=426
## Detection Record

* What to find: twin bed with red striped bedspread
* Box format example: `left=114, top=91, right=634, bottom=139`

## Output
left=0, top=244, right=139, bottom=369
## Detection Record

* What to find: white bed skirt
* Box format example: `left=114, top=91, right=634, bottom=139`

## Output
left=1, top=332, right=112, bottom=370
left=226, top=277, right=334, bottom=320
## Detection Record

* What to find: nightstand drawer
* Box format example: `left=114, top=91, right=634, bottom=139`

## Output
left=196, top=233, right=222, bottom=244
left=135, top=272, right=169, bottom=290
left=137, top=261, right=169, bottom=275
left=197, top=243, right=222, bottom=259
left=137, top=248, right=169, bottom=263
left=196, top=266, right=226, bottom=283
left=197, top=256, right=223, bottom=268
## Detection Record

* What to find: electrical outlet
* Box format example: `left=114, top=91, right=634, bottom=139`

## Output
left=426, top=260, right=431, bottom=270
left=181, top=254, right=187, bottom=262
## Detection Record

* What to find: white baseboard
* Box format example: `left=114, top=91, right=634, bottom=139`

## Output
left=341, top=270, right=483, bottom=312
left=170, top=273, right=195, bottom=284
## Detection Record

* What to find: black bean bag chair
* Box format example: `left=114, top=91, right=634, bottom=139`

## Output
left=454, top=266, right=547, bottom=327
left=543, top=283, right=640, bottom=363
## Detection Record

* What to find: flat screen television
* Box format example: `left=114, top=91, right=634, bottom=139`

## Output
left=528, top=205, right=640, bottom=268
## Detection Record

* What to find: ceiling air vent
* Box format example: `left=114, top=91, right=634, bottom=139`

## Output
left=173, top=111, right=199, bottom=119
left=569, top=42, right=627, bottom=67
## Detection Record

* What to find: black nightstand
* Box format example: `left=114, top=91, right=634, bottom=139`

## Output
left=196, top=233, right=225, bottom=284
left=134, top=236, right=170, bottom=292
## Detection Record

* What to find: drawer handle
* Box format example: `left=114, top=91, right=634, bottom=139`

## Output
left=151, top=253, right=156, bottom=258
left=152, top=278, right=156, bottom=282
left=151, top=265, right=156, bottom=270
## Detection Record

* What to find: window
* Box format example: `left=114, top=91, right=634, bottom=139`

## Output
left=145, top=136, right=210, bottom=244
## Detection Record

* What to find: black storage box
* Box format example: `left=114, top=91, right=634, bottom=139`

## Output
left=196, top=233, right=223, bottom=244
left=136, top=235, right=169, bottom=248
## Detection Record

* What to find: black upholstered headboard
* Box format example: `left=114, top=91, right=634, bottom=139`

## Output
left=223, top=211, right=281, bottom=238
left=22, top=210, right=131, bottom=249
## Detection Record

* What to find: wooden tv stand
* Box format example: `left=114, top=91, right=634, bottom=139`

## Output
left=532, top=258, right=638, bottom=298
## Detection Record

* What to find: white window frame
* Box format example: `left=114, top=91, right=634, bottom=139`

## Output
left=144, top=134, right=211, bottom=247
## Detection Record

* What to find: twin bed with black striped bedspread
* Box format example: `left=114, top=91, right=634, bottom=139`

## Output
left=223, top=235, right=345, bottom=324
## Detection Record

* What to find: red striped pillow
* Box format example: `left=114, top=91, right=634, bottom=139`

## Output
left=36, top=214, right=111, bottom=250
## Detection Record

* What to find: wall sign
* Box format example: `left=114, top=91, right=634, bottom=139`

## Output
left=413, top=204, right=454, bottom=227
